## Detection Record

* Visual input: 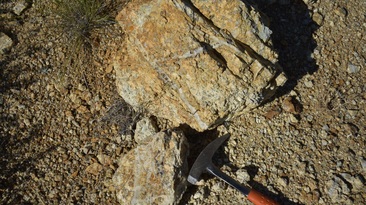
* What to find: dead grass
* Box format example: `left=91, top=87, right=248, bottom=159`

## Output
left=54, top=0, right=114, bottom=53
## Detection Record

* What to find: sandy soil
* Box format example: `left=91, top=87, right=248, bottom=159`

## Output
left=1, top=0, right=365, bottom=204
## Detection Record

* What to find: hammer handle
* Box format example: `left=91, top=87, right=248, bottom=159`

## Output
left=247, top=189, right=279, bottom=205
left=207, top=165, right=279, bottom=205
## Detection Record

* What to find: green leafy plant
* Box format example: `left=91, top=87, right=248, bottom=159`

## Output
left=54, top=0, right=114, bottom=52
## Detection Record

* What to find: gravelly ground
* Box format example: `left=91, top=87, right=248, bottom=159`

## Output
left=1, top=0, right=365, bottom=205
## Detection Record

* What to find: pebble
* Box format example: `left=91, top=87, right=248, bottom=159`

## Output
left=193, top=192, right=203, bottom=200
left=340, top=173, right=364, bottom=191
left=277, top=177, right=289, bottom=187
left=334, top=7, right=348, bottom=18
left=236, top=169, right=250, bottom=183
left=97, top=154, right=112, bottom=166
left=289, top=114, right=299, bottom=123
left=347, top=63, right=360, bottom=74
left=344, top=123, right=359, bottom=136
left=313, top=12, right=324, bottom=25
left=360, top=157, right=366, bottom=171
left=13, top=1, right=29, bottom=15
left=326, top=176, right=350, bottom=202
left=0, top=32, right=13, bottom=54
left=264, top=107, right=281, bottom=119
left=304, top=79, right=314, bottom=88
left=211, top=183, right=221, bottom=193
left=282, top=96, right=302, bottom=114
left=85, top=162, right=103, bottom=175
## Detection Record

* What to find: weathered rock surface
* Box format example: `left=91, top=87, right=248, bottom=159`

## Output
left=114, top=0, right=287, bottom=131
left=134, top=117, right=159, bottom=144
left=112, top=130, right=189, bottom=205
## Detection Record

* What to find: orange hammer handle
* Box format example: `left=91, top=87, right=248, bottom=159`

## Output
left=247, top=189, right=279, bottom=205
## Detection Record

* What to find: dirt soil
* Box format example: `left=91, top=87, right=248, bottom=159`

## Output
left=1, top=0, right=365, bottom=205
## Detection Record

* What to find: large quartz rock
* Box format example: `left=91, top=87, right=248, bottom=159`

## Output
left=114, top=0, right=287, bottom=131
left=112, top=130, right=189, bottom=205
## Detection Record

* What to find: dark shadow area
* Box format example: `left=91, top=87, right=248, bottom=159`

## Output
left=246, top=0, right=319, bottom=96
left=0, top=42, right=53, bottom=205
left=0, top=120, right=55, bottom=204
left=179, top=125, right=220, bottom=205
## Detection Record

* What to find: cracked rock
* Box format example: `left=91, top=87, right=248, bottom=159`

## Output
left=112, top=130, right=189, bottom=205
left=113, top=0, right=287, bottom=131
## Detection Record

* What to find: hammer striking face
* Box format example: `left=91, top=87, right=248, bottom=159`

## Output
left=187, top=133, right=231, bottom=185
left=188, top=134, right=279, bottom=205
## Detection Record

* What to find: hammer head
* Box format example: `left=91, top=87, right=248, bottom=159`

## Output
left=187, top=134, right=230, bottom=184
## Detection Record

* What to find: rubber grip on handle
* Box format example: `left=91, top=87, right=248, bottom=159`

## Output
left=247, top=189, right=279, bottom=205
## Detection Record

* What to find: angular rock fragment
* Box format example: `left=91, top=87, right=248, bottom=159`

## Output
left=326, top=175, right=351, bottom=203
left=0, top=32, right=13, bottom=54
left=13, top=1, right=29, bottom=16
left=134, top=117, right=159, bottom=144
left=112, top=130, right=189, bottom=205
left=114, top=0, right=287, bottom=131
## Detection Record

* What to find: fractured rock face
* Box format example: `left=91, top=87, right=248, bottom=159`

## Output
left=112, top=130, right=189, bottom=205
left=114, top=0, right=287, bottom=131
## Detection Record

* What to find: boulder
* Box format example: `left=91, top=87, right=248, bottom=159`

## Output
left=114, top=0, right=287, bottom=131
left=112, top=130, right=189, bottom=205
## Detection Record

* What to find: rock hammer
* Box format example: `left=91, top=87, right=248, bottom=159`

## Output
left=188, top=134, right=279, bottom=205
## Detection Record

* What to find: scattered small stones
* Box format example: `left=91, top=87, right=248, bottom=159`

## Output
left=1, top=0, right=365, bottom=204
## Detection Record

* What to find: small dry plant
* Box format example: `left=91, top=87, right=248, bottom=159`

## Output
left=52, top=0, right=116, bottom=89
left=54, top=0, right=113, bottom=53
